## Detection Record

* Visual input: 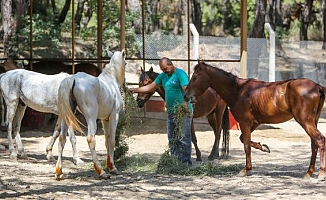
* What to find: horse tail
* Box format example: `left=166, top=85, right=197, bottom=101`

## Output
left=316, top=85, right=326, bottom=124
left=57, top=76, right=84, bottom=134
left=222, top=106, right=230, bottom=156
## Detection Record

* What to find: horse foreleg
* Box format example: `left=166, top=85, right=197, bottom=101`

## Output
left=102, top=117, right=119, bottom=175
left=12, top=104, right=27, bottom=159
left=239, top=124, right=270, bottom=153
left=46, top=118, right=61, bottom=162
left=87, top=118, right=109, bottom=179
left=5, top=103, right=18, bottom=160
left=238, top=125, right=253, bottom=176
left=206, top=112, right=221, bottom=160
left=190, top=119, right=201, bottom=161
left=55, top=124, right=68, bottom=180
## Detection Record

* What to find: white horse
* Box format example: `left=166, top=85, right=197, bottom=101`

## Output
left=56, top=50, right=125, bottom=180
left=0, top=70, right=83, bottom=165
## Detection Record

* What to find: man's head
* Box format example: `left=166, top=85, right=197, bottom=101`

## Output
left=159, top=57, right=175, bottom=76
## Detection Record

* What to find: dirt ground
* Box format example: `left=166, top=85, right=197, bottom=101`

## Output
left=1, top=111, right=326, bottom=200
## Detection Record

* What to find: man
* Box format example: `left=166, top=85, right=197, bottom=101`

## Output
left=129, top=57, right=193, bottom=167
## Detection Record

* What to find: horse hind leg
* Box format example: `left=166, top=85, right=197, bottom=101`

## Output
left=55, top=123, right=68, bottom=180
left=87, top=117, right=110, bottom=179
left=67, top=125, right=84, bottom=166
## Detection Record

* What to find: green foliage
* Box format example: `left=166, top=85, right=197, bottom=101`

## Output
left=156, top=150, right=243, bottom=176
left=114, top=89, right=142, bottom=160
left=9, top=13, right=63, bottom=58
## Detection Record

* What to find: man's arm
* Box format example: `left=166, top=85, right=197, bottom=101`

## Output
left=129, top=82, right=160, bottom=94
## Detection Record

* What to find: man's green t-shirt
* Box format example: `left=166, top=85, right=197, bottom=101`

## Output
left=154, top=68, right=193, bottom=114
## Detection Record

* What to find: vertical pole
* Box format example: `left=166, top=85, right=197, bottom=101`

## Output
left=98, top=0, right=103, bottom=69
left=187, top=0, right=190, bottom=78
left=29, top=0, right=33, bottom=70
left=264, top=23, right=275, bottom=82
left=240, top=0, right=248, bottom=78
left=120, top=0, right=126, bottom=50
left=72, top=0, right=75, bottom=74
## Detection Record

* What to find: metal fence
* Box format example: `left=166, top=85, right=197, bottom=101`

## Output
left=127, top=34, right=326, bottom=87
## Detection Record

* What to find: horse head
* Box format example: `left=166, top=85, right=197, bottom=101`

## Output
left=136, top=66, right=157, bottom=108
left=184, top=61, right=211, bottom=103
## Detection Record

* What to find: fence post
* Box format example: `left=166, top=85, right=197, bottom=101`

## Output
left=264, top=23, right=275, bottom=82
left=189, top=23, right=199, bottom=66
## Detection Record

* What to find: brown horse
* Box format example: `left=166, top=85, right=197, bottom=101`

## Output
left=136, top=67, right=230, bottom=161
left=184, top=61, right=326, bottom=180
left=24, top=61, right=101, bottom=76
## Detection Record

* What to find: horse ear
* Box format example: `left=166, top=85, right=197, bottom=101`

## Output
left=149, top=66, right=153, bottom=72
left=121, top=49, right=126, bottom=59
left=106, top=50, right=114, bottom=57
left=140, top=67, right=144, bottom=73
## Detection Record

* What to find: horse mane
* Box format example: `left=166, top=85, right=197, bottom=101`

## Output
left=197, top=61, right=239, bottom=83
left=103, top=49, right=126, bottom=86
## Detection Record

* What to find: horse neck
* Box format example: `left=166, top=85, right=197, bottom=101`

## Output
left=207, top=66, right=241, bottom=105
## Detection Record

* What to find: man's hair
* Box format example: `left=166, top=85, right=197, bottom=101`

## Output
left=160, top=57, right=173, bottom=66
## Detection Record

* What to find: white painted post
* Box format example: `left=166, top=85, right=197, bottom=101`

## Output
left=264, top=23, right=275, bottom=82
left=189, top=23, right=199, bottom=63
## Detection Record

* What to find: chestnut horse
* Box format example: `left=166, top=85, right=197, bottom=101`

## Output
left=184, top=61, right=326, bottom=180
left=24, top=61, right=101, bottom=76
left=136, top=67, right=230, bottom=161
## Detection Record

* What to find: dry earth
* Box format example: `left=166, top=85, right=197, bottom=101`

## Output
left=1, top=111, right=326, bottom=199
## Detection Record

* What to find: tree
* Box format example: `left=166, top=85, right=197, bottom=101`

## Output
left=1, top=0, right=13, bottom=57
left=192, top=0, right=202, bottom=35
left=322, top=0, right=326, bottom=49
left=300, top=0, right=313, bottom=48
left=57, top=0, right=71, bottom=25
left=249, top=0, right=267, bottom=38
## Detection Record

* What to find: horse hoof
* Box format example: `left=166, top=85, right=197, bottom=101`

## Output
left=99, top=173, right=111, bottom=180
left=110, top=169, right=121, bottom=175
left=74, top=158, right=84, bottom=166
left=10, top=154, right=18, bottom=161
left=46, top=155, right=56, bottom=162
left=55, top=173, right=64, bottom=180
left=208, top=154, right=219, bottom=161
left=262, top=144, right=270, bottom=153
left=196, top=158, right=202, bottom=162
left=237, top=169, right=247, bottom=177
left=318, top=171, right=325, bottom=181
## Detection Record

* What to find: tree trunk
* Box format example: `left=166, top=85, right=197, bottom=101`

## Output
left=127, top=0, right=141, bottom=34
left=57, top=0, right=71, bottom=25
left=173, top=0, right=182, bottom=35
left=81, top=0, right=92, bottom=29
left=1, top=0, right=13, bottom=57
left=75, top=0, right=84, bottom=31
left=221, top=0, right=230, bottom=34
left=192, top=0, right=202, bottom=35
left=322, top=0, right=326, bottom=49
left=51, top=0, right=57, bottom=15
left=300, top=0, right=313, bottom=48
left=249, top=0, right=267, bottom=38
left=150, top=0, right=159, bottom=32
